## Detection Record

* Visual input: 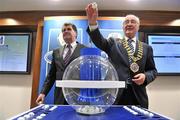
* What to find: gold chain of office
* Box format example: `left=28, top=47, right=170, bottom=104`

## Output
left=122, top=39, right=143, bottom=73
left=122, top=39, right=143, bottom=62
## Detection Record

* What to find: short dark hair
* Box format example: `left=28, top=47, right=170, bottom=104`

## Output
left=62, top=23, right=78, bottom=34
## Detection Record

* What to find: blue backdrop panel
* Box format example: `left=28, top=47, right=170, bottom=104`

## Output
left=38, top=16, right=124, bottom=104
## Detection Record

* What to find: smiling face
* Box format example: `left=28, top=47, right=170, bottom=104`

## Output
left=123, top=15, right=140, bottom=39
left=62, top=24, right=77, bottom=44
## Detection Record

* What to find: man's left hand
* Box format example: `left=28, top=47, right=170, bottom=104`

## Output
left=132, top=73, right=146, bottom=85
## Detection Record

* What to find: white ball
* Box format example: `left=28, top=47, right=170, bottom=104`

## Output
left=36, top=116, right=43, bottom=119
left=148, top=113, right=154, bottom=117
left=17, top=117, right=25, bottom=120
left=92, top=2, right=97, bottom=9
left=42, top=105, right=49, bottom=110
left=28, top=112, right=35, bottom=117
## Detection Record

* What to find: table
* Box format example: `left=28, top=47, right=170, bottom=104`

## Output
left=9, top=105, right=171, bottom=120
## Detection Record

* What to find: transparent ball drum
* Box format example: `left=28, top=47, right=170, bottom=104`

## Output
left=62, top=55, right=119, bottom=115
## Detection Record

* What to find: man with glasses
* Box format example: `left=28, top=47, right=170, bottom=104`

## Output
left=85, top=3, right=157, bottom=108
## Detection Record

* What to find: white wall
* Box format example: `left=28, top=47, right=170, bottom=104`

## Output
left=0, top=75, right=179, bottom=120
left=0, top=74, right=32, bottom=120
left=148, top=76, right=180, bottom=120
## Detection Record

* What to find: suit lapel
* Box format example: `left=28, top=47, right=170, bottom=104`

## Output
left=134, top=40, right=139, bottom=56
left=69, top=43, right=80, bottom=61
left=117, top=39, right=130, bottom=66
left=58, top=45, right=65, bottom=67
left=133, top=41, right=145, bottom=68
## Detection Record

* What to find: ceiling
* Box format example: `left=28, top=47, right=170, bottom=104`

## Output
left=0, top=0, right=180, bottom=12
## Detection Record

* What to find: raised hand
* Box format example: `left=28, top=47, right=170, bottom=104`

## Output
left=85, top=2, right=98, bottom=25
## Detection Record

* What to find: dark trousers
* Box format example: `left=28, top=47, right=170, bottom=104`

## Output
left=117, top=85, right=139, bottom=106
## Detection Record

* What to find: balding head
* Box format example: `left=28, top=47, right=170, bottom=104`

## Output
left=123, top=14, right=140, bottom=38
left=124, top=14, right=140, bottom=24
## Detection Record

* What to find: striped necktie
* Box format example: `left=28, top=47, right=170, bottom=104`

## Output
left=127, top=39, right=134, bottom=55
left=64, top=44, right=72, bottom=65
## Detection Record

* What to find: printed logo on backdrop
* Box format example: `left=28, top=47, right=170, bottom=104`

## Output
left=44, top=28, right=83, bottom=74
left=0, top=36, right=8, bottom=49
left=39, top=16, right=124, bottom=104
left=0, top=36, right=5, bottom=45
left=44, top=29, right=123, bottom=65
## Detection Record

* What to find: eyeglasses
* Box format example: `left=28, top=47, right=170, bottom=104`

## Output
left=124, top=19, right=138, bottom=25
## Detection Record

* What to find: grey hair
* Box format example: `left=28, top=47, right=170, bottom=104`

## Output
left=124, top=14, right=140, bottom=24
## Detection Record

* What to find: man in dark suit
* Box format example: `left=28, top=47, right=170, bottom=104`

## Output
left=36, top=23, right=87, bottom=105
left=85, top=3, right=157, bottom=108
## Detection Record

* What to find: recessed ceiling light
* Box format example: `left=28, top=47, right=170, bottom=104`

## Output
left=170, top=19, right=180, bottom=26
left=127, top=0, right=140, bottom=2
left=51, top=0, right=61, bottom=1
left=6, top=18, right=19, bottom=25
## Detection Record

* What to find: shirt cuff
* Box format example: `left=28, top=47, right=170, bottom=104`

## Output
left=89, top=24, right=98, bottom=31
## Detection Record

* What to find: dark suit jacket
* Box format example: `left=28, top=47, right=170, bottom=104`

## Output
left=41, top=42, right=86, bottom=104
left=87, top=28, right=157, bottom=108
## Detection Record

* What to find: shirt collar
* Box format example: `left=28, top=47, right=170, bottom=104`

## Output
left=65, top=41, right=77, bottom=48
left=125, top=36, right=136, bottom=42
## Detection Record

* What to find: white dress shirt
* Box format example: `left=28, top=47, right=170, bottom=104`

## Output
left=63, top=41, right=77, bottom=59
left=124, top=36, right=137, bottom=52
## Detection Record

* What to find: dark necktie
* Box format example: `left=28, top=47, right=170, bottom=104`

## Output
left=64, top=44, right=72, bottom=65
left=127, top=39, right=134, bottom=55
